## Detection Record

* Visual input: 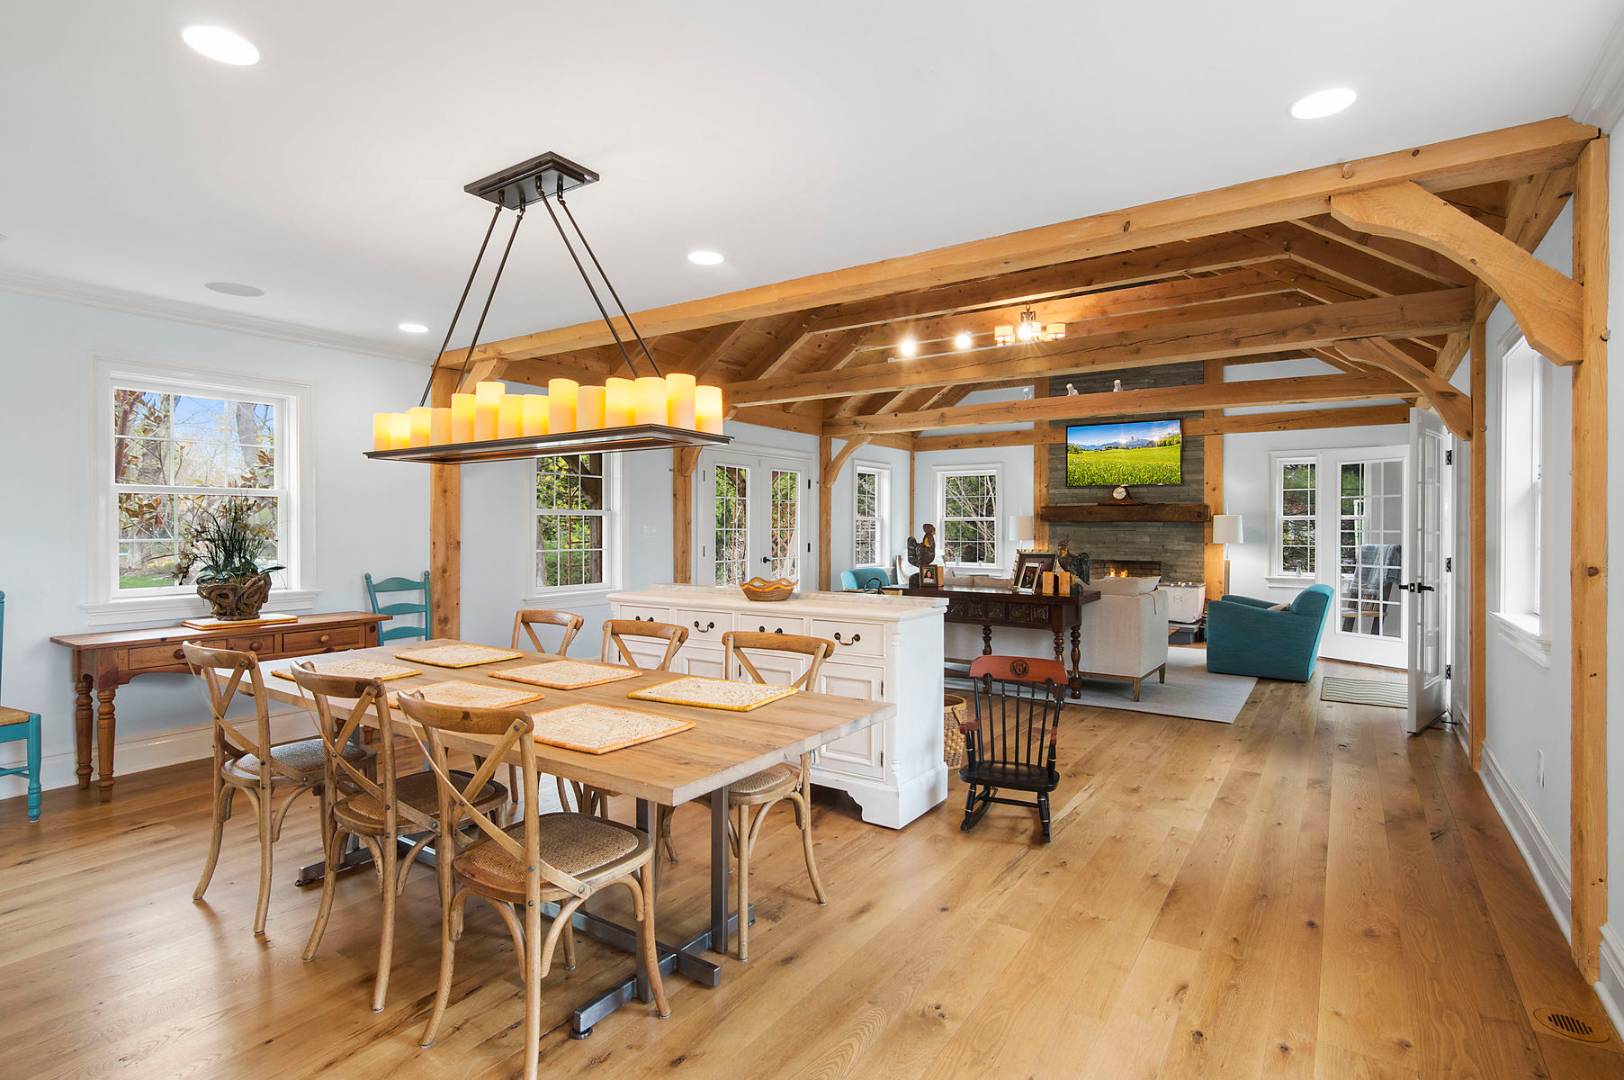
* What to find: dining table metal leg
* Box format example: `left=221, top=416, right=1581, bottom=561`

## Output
left=710, top=784, right=730, bottom=956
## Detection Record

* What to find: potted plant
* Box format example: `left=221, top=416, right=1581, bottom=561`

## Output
left=174, top=498, right=285, bottom=621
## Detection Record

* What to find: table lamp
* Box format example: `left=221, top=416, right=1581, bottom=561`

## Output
left=1211, top=514, right=1243, bottom=596
left=1008, top=515, right=1035, bottom=552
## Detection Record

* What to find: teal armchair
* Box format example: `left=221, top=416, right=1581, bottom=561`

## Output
left=1205, top=584, right=1333, bottom=683
left=840, top=566, right=894, bottom=591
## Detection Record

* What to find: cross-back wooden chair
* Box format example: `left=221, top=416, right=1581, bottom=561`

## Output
left=600, top=618, right=687, bottom=671
left=510, top=608, right=585, bottom=655
left=574, top=619, right=690, bottom=831
left=184, top=641, right=375, bottom=935
left=292, top=662, right=506, bottom=1011
left=365, top=571, right=432, bottom=643
left=961, top=655, right=1066, bottom=843
left=716, top=630, right=832, bottom=960
left=401, top=693, right=667, bottom=1080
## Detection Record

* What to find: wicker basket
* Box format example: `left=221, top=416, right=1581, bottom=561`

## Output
left=943, top=693, right=969, bottom=769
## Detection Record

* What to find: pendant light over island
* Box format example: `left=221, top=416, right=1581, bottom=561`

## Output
left=366, top=151, right=732, bottom=465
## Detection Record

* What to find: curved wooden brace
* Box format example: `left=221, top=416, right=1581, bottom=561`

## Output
left=824, top=435, right=873, bottom=483
left=1335, top=338, right=1472, bottom=440
left=1329, top=181, right=1583, bottom=364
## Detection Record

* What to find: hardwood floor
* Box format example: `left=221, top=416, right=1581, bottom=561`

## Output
left=1, top=661, right=1619, bottom=1078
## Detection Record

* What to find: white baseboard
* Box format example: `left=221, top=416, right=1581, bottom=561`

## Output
left=1598, top=925, right=1624, bottom=1041
left=1476, top=744, right=1573, bottom=943
left=0, top=708, right=314, bottom=801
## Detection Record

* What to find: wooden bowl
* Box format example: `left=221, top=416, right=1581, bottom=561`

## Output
left=740, top=577, right=797, bottom=602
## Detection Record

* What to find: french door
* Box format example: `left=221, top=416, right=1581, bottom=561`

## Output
left=1405, top=409, right=1449, bottom=733
left=1313, top=444, right=1410, bottom=667
left=697, top=449, right=813, bottom=586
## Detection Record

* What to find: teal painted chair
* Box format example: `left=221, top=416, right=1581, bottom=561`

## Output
left=1205, top=584, right=1333, bottom=683
left=840, top=566, right=893, bottom=591
left=0, top=592, right=43, bottom=821
left=365, top=572, right=432, bottom=643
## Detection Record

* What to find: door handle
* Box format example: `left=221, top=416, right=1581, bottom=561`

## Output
left=761, top=556, right=771, bottom=564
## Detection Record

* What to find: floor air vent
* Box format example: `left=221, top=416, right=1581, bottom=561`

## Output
left=1533, top=1007, right=1609, bottom=1043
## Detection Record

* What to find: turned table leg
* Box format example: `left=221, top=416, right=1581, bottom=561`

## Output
left=96, top=686, right=117, bottom=799
left=1069, top=625, right=1083, bottom=699
left=982, top=623, right=993, bottom=656
left=75, top=674, right=94, bottom=789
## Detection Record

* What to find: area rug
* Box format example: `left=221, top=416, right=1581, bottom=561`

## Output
left=950, top=647, right=1255, bottom=725
left=1320, top=676, right=1407, bottom=708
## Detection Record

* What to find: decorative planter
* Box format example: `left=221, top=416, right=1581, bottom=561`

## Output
left=196, top=573, right=274, bottom=621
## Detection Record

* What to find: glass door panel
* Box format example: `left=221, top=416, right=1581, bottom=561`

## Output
left=767, top=468, right=801, bottom=580
left=1337, top=459, right=1404, bottom=640
left=712, top=463, right=749, bottom=585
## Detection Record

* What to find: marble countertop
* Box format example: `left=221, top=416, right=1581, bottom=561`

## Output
left=608, top=584, right=948, bottom=622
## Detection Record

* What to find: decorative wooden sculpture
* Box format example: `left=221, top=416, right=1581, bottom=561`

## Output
left=906, top=523, right=938, bottom=587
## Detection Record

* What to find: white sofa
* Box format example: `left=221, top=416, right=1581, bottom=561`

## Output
left=1077, top=588, right=1170, bottom=700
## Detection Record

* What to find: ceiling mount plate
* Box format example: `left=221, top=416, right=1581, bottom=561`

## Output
left=464, top=152, right=599, bottom=210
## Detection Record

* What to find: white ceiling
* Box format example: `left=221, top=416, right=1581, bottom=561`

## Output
left=1, top=1, right=1617, bottom=361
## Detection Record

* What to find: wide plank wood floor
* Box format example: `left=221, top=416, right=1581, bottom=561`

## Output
left=2, top=659, right=1620, bottom=1078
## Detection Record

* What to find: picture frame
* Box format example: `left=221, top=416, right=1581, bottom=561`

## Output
left=920, top=564, right=943, bottom=588
left=1012, top=550, right=1057, bottom=592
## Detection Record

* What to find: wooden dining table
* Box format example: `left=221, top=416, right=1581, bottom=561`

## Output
left=253, top=637, right=895, bottom=1038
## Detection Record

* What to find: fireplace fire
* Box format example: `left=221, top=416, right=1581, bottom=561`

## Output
left=1092, top=558, right=1162, bottom=579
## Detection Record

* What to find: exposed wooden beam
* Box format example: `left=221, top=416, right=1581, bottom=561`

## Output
left=911, top=403, right=1412, bottom=451
left=457, top=118, right=1594, bottom=364
left=730, top=290, right=1474, bottom=407
left=1203, top=360, right=1226, bottom=600
left=684, top=320, right=752, bottom=378
left=427, top=368, right=460, bottom=638
left=1242, top=222, right=1445, bottom=296
left=1469, top=322, right=1487, bottom=776
left=672, top=445, right=701, bottom=583
left=1330, top=180, right=1583, bottom=363
left=734, top=313, right=824, bottom=382
left=1569, top=136, right=1608, bottom=982
left=1292, top=215, right=1476, bottom=286
left=1334, top=338, right=1471, bottom=439
left=1032, top=379, right=1051, bottom=551
left=829, top=373, right=1408, bottom=436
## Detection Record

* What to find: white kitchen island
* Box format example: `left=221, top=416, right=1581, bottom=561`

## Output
left=607, top=585, right=948, bottom=828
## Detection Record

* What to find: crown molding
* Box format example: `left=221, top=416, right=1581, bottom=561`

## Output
left=0, top=268, right=428, bottom=365
left=1572, top=11, right=1624, bottom=133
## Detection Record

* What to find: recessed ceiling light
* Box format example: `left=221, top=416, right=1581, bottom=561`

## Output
left=204, top=281, right=264, bottom=297
left=182, top=25, right=260, bottom=66
left=687, top=250, right=724, bottom=266
left=953, top=331, right=973, bottom=351
left=1290, top=87, right=1356, bottom=120
left=898, top=336, right=919, bottom=358
left=398, top=322, right=429, bottom=334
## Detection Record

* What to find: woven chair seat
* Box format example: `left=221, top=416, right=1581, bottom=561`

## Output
left=454, top=812, right=648, bottom=899
left=728, top=763, right=798, bottom=802
left=0, top=705, right=34, bottom=727
left=336, top=769, right=506, bottom=833
left=224, top=738, right=374, bottom=784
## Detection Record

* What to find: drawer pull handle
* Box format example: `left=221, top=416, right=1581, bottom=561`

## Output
left=173, top=648, right=186, bottom=660
left=249, top=640, right=262, bottom=652
left=832, top=631, right=861, bottom=646
left=318, top=634, right=331, bottom=644
left=693, top=620, right=715, bottom=633
left=634, top=615, right=651, bottom=622
left=757, top=625, right=784, bottom=634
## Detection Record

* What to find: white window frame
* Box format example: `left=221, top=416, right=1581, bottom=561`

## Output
left=525, top=452, right=624, bottom=603
left=851, top=463, right=890, bottom=567
left=1269, top=452, right=1319, bottom=581
left=932, top=463, right=1003, bottom=571
left=1495, top=333, right=1546, bottom=635
left=86, top=355, right=316, bottom=625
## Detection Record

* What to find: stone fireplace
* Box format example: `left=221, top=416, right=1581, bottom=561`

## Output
left=1090, top=557, right=1163, bottom=580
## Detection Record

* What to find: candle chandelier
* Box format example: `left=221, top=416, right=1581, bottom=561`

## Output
left=367, top=152, right=731, bottom=464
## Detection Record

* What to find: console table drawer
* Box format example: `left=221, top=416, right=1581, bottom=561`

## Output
left=283, top=625, right=365, bottom=654
left=741, top=614, right=807, bottom=637
left=811, top=618, right=883, bottom=657
left=127, top=641, right=199, bottom=671
left=675, top=607, right=732, bottom=641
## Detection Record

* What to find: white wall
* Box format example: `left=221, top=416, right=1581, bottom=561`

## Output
left=0, top=289, right=429, bottom=797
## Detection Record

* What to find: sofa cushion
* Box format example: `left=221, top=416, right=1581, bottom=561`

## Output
left=1092, top=574, right=1160, bottom=596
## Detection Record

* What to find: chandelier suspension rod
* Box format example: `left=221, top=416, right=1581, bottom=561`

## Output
left=416, top=203, right=504, bottom=408
left=556, top=188, right=662, bottom=378
left=450, top=205, right=526, bottom=395
left=536, top=182, right=656, bottom=379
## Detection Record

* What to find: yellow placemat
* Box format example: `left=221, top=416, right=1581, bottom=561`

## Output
left=393, top=644, right=523, bottom=669
left=492, top=660, right=643, bottom=690
left=272, top=659, right=420, bottom=682
left=628, top=675, right=799, bottom=712
left=529, top=702, right=694, bottom=754
left=393, top=681, right=545, bottom=709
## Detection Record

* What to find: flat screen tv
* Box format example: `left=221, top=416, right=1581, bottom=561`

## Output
left=1065, top=418, right=1183, bottom=487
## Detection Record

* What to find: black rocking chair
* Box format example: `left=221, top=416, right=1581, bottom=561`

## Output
left=960, top=654, right=1066, bottom=842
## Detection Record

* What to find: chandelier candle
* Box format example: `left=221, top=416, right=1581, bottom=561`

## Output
left=429, top=407, right=452, bottom=445
left=474, top=381, right=504, bottom=439
left=633, top=377, right=666, bottom=425
left=497, top=394, right=524, bottom=438
left=577, top=384, right=606, bottom=429
left=548, top=378, right=579, bottom=434
left=696, top=385, right=724, bottom=434
left=407, top=407, right=434, bottom=447
left=521, top=394, right=549, bottom=436
left=604, top=378, right=633, bottom=426
left=450, top=393, right=477, bottom=442
left=666, top=373, right=696, bottom=428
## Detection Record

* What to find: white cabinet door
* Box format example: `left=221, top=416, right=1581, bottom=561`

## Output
left=815, top=660, right=885, bottom=779
left=678, top=646, right=728, bottom=679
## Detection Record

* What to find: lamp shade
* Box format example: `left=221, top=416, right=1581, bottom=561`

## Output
left=1212, top=514, right=1244, bottom=545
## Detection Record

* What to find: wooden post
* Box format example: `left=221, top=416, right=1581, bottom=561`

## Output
left=818, top=434, right=833, bottom=590
left=1569, top=136, right=1608, bottom=981
left=1202, top=360, right=1226, bottom=600
left=428, top=369, right=460, bottom=638
left=672, top=447, right=700, bottom=583
left=1032, top=379, right=1050, bottom=551
left=1469, top=322, right=1487, bottom=773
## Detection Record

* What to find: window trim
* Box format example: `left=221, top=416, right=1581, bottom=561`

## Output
left=524, top=452, right=624, bottom=603
left=932, top=462, right=1003, bottom=571
left=85, top=355, right=315, bottom=625
left=851, top=462, right=891, bottom=568
left=1269, top=452, right=1318, bottom=581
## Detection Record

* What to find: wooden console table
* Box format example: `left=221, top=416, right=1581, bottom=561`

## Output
left=50, top=611, right=387, bottom=799
left=902, top=585, right=1100, bottom=696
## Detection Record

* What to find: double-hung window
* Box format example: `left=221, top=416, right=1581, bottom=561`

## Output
left=1498, top=337, right=1544, bottom=627
left=936, top=466, right=1000, bottom=570
left=1272, top=457, right=1317, bottom=578
left=534, top=453, right=618, bottom=594
left=852, top=465, right=889, bottom=566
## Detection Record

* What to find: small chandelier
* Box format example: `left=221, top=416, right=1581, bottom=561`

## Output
left=367, top=152, right=730, bottom=464
left=994, top=307, right=1066, bottom=346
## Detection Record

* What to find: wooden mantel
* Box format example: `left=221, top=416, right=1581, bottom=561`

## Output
left=1040, top=503, right=1212, bottom=524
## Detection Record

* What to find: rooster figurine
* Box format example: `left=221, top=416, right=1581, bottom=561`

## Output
left=906, top=524, right=938, bottom=586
